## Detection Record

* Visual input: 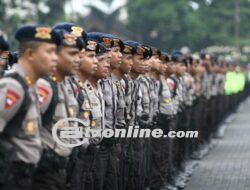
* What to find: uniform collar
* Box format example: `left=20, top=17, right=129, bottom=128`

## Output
left=15, top=64, right=34, bottom=86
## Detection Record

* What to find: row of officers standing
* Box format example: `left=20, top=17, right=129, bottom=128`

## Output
left=0, top=23, right=248, bottom=190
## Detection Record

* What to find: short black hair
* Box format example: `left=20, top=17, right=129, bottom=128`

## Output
left=19, top=41, right=41, bottom=56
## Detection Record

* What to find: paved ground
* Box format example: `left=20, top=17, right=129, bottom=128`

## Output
left=185, top=98, right=250, bottom=190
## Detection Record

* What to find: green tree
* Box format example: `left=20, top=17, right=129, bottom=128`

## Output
left=127, top=0, right=250, bottom=52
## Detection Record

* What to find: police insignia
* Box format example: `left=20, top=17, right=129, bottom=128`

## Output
left=85, top=102, right=91, bottom=109
left=63, top=34, right=77, bottom=46
left=136, top=46, right=145, bottom=55
left=24, top=76, right=33, bottom=86
left=113, top=39, right=120, bottom=47
left=164, top=99, right=171, bottom=104
left=37, top=86, right=49, bottom=105
left=83, top=111, right=89, bottom=119
left=5, top=89, right=20, bottom=109
left=25, top=121, right=36, bottom=135
left=87, top=40, right=97, bottom=51
left=35, top=27, right=52, bottom=40
left=123, top=45, right=132, bottom=53
left=91, top=120, right=96, bottom=127
left=71, top=26, right=83, bottom=37
left=103, top=38, right=112, bottom=47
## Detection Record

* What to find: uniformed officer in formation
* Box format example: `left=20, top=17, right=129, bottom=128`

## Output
left=0, top=24, right=58, bottom=190
left=0, top=31, right=11, bottom=77
left=0, top=22, right=249, bottom=190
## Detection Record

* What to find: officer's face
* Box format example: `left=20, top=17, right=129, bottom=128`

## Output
left=95, top=54, right=110, bottom=79
left=32, top=43, right=57, bottom=77
left=160, top=62, right=167, bottom=74
left=142, top=58, right=150, bottom=73
left=56, top=47, right=80, bottom=76
left=131, top=54, right=144, bottom=74
left=120, top=54, right=133, bottom=74
left=168, top=62, right=176, bottom=74
left=182, top=64, right=187, bottom=73
left=150, top=56, right=161, bottom=73
left=110, top=47, right=122, bottom=69
left=190, top=64, right=198, bottom=75
left=79, top=50, right=98, bottom=76
left=176, top=63, right=183, bottom=75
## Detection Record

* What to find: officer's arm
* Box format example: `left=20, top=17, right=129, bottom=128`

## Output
left=0, top=78, right=25, bottom=132
left=36, top=78, right=53, bottom=114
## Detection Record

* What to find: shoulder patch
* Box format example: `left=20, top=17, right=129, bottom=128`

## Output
left=37, top=86, right=49, bottom=105
left=5, top=89, right=20, bottom=109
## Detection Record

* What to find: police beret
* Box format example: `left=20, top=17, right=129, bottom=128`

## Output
left=0, top=31, right=9, bottom=51
left=52, top=29, right=84, bottom=50
left=171, top=50, right=183, bottom=63
left=160, top=52, right=171, bottom=63
left=200, top=50, right=211, bottom=60
left=96, top=43, right=109, bottom=55
left=53, top=22, right=87, bottom=41
left=85, top=39, right=99, bottom=53
left=151, top=47, right=161, bottom=57
left=87, top=32, right=124, bottom=50
left=15, top=24, right=57, bottom=44
left=103, top=34, right=124, bottom=50
left=122, top=41, right=136, bottom=55
left=86, top=32, right=103, bottom=43
left=125, top=41, right=149, bottom=59
left=142, top=45, right=152, bottom=58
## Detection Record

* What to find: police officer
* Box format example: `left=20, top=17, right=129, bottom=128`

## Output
left=99, top=34, right=130, bottom=190
left=0, top=24, right=58, bottom=190
left=87, top=32, right=120, bottom=190
left=123, top=40, right=151, bottom=190
left=153, top=52, right=175, bottom=189
left=32, top=24, right=83, bottom=190
left=0, top=31, right=10, bottom=77
left=69, top=39, right=107, bottom=190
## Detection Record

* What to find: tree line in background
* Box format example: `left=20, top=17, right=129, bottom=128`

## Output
left=1, top=0, right=250, bottom=55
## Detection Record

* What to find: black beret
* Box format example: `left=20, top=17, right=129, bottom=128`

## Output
left=125, top=41, right=149, bottom=59
left=122, top=41, right=136, bottom=55
left=85, top=39, right=99, bottom=53
left=53, top=22, right=87, bottom=41
left=142, top=45, right=152, bottom=58
left=15, top=24, right=58, bottom=44
left=52, top=29, right=84, bottom=50
left=96, top=43, right=109, bottom=55
left=151, top=47, right=161, bottom=57
left=87, top=32, right=124, bottom=50
left=160, top=52, right=171, bottom=63
left=200, top=50, right=211, bottom=60
left=171, top=50, right=183, bottom=63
